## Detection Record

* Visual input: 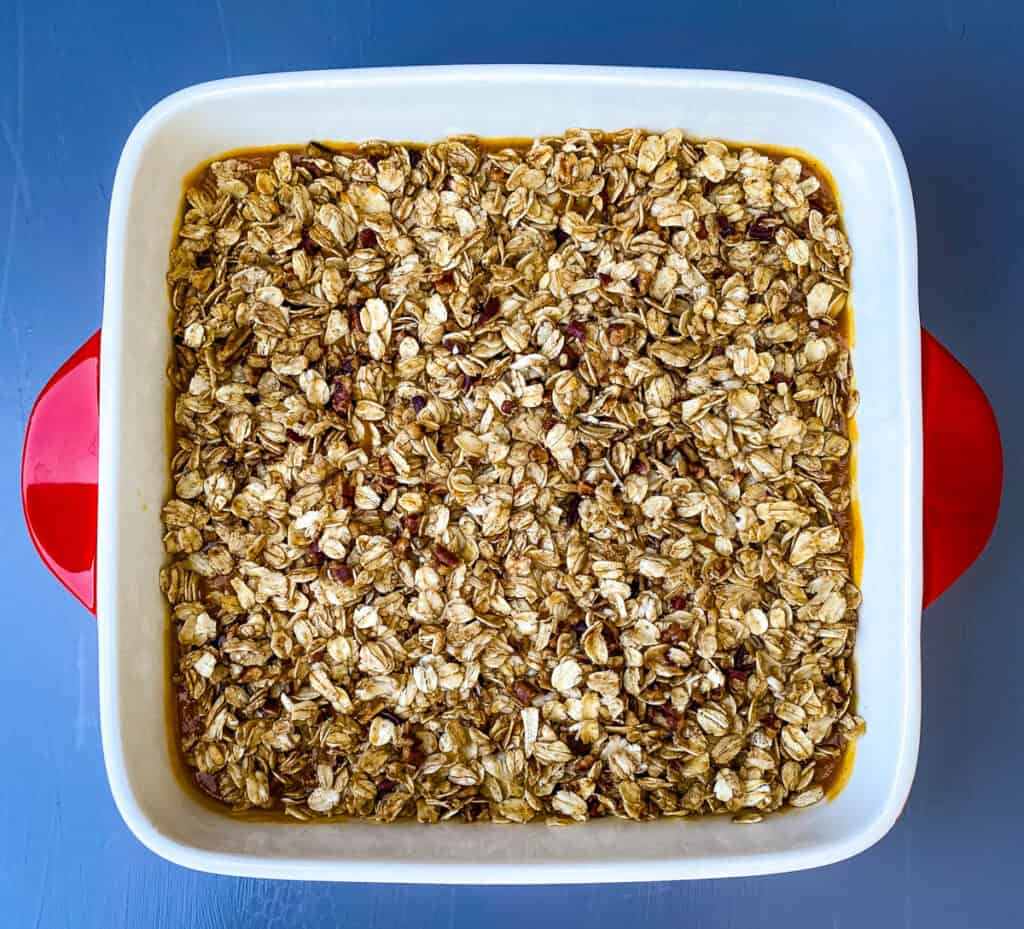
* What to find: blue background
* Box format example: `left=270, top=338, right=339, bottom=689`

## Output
left=1, top=2, right=1020, bottom=926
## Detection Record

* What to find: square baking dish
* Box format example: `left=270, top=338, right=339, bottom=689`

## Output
left=25, top=66, right=1000, bottom=882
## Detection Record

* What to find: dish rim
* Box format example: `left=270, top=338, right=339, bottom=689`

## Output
left=97, top=65, right=921, bottom=882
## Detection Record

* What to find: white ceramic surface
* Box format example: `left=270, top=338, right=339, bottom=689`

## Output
left=98, top=65, right=921, bottom=882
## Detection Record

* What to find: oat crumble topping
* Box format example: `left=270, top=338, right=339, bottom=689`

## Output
left=163, top=130, right=863, bottom=823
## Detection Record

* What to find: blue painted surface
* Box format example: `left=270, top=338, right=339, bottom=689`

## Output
left=0, top=1, right=1020, bottom=926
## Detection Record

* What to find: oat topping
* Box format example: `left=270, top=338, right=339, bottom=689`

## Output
left=163, top=130, right=863, bottom=824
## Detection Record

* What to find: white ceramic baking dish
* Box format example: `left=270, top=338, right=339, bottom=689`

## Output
left=21, top=66, right=1003, bottom=882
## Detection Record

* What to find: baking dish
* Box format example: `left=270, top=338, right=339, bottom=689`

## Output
left=21, top=66, right=1002, bottom=882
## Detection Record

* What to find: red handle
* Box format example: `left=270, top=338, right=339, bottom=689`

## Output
left=19, top=328, right=1001, bottom=615
left=21, top=331, right=99, bottom=615
left=921, top=330, right=1002, bottom=607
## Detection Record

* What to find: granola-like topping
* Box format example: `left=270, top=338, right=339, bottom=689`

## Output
left=163, top=131, right=862, bottom=823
